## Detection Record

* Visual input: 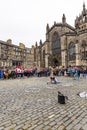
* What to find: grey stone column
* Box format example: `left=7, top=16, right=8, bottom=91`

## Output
left=45, top=55, right=49, bottom=68
left=76, top=43, right=80, bottom=66
left=61, top=51, right=66, bottom=67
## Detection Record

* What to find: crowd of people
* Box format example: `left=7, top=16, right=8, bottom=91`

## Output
left=0, top=65, right=87, bottom=80
left=0, top=66, right=50, bottom=79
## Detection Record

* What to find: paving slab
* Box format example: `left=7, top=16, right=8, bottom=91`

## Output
left=0, top=76, right=87, bottom=130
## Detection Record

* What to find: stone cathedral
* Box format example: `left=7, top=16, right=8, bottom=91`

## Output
left=33, top=3, right=87, bottom=68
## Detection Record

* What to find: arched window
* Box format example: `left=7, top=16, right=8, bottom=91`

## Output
left=51, top=32, right=61, bottom=54
left=43, top=50, right=45, bottom=59
left=80, top=40, right=87, bottom=60
left=68, top=42, right=76, bottom=61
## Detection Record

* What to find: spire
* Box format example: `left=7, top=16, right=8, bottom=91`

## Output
left=62, top=14, right=66, bottom=24
left=54, top=21, right=56, bottom=25
left=75, top=16, right=80, bottom=28
left=46, top=23, right=49, bottom=33
left=39, top=39, right=42, bottom=46
left=35, top=41, right=38, bottom=48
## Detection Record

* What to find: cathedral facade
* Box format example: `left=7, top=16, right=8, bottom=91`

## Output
left=1, top=4, right=87, bottom=69
left=34, top=3, right=87, bottom=68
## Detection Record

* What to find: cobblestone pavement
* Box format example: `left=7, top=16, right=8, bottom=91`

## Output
left=0, top=76, right=87, bottom=130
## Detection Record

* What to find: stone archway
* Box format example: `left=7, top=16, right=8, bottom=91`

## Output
left=48, top=55, right=61, bottom=67
left=52, top=58, right=59, bottom=67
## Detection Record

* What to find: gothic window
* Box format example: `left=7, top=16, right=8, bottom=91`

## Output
left=43, top=50, right=45, bottom=59
left=51, top=32, right=61, bottom=54
left=68, top=42, right=76, bottom=61
left=81, top=40, right=87, bottom=60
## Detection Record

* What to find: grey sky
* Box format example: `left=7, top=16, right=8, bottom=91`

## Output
left=0, top=0, right=86, bottom=47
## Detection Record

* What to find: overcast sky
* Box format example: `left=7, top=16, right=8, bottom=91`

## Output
left=0, top=0, right=86, bottom=47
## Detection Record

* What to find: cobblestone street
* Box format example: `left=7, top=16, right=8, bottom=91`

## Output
left=0, top=76, right=87, bottom=130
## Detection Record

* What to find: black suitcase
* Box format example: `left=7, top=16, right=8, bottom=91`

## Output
left=58, top=92, right=65, bottom=104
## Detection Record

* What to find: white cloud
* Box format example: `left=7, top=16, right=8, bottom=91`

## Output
left=0, top=0, right=86, bottom=47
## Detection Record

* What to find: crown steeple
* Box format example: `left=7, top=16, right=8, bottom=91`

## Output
left=83, top=2, right=86, bottom=11
left=83, top=2, right=86, bottom=15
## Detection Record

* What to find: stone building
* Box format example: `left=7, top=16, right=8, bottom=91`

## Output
left=0, top=39, right=34, bottom=68
left=34, top=3, right=87, bottom=68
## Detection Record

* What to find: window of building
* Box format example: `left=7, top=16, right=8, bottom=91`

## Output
left=81, top=40, right=87, bottom=60
left=43, top=50, right=45, bottom=59
left=68, top=42, right=76, bottom=61
left=51, top=32, right=61, bottom=54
